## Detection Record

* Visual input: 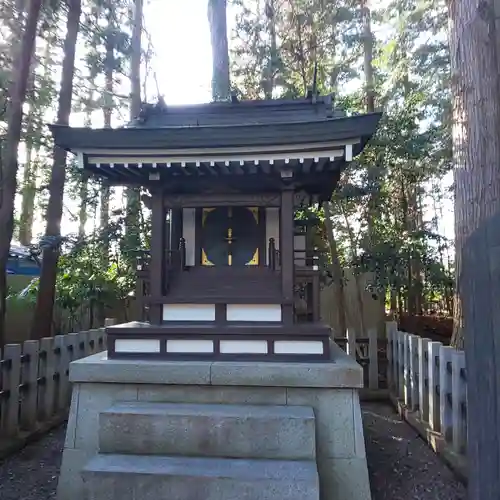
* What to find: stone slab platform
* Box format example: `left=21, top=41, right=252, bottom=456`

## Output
left=100, top=402, right=316, bottom=459
left=69, top=341, right=363, bottom=388
left=57, top=341, right=371, bottom=500
left=82, top=454, right=319, bottom=500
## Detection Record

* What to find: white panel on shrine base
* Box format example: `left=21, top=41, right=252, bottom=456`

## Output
left=274, top=341, right=324, bottom=355
left=265, top=207, right=280, bottom=264
left=182, top=207, right=196, bottom=266
left=167, top=340, right=214, bottom=353
left=220, top=340, right=268, bottom=354
left=163, top=304, right=216, bottom=322
left=226, top=304, right=282, bottom=322
left=115, top=339, right=161, bottom=353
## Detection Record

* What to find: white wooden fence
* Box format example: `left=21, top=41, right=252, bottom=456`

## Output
left=0, top=328, right=106, bottom=455
left=0, top=319, right=468, bottom=476
left=386, top=321, right=468, bottom=472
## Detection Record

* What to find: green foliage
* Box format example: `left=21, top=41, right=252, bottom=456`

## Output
left=232, top=0, right=454, bottom=315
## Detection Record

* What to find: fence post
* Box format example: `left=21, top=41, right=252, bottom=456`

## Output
left=2, top=344, right=22, bottom=435
left=87, top=329, right=98, bottom=355
left=428, top=341, right=442, bottom=432
left=418, top=337, right=430, bottom=423
left=440, top=345, right=454, bottom=443
left=104, top=317, right=117, bottom=327
left=77, top=331, right=90, bottom=359
left=392, top=329, right=400, bottom=395
left=39, top=337, right=56, bottom=421
left=451, top=349, right=467, bottom=455
left=409, top=335, right=419, bottom=411
left=346, top=327, right=357, bottom=359
left=386, top=321, right=397, bottom=391
left=20, top=340, right=39, bottom=431
left=98, top=328, right=106, bottom=353
left=368, top=327, right=379, bottom=390
left=397, top=331, right=405, bottom=399
left=54, top=334, right=70, bottom=410
left=403, top=333, right=411, bottom=406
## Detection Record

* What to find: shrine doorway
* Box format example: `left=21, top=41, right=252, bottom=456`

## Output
left=200, top=207, right=264, bottom=267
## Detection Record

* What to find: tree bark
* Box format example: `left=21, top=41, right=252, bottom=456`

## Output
left=338, top=200, right=367, bottom=337
left=449, top=0, right=500, bottom=497
left=208, top=0, right=231, bottom=101
left=263, top=0, right=277, bottom=99
left=323, top=202, right=346, bottom=337
left=30, top=0, right=82, bottom=340
left=100, top=6, right=114, bottom=257
left=0, top=0, right=43, bottom=345
left=125, top=0, right=144, bottom=257
left=130, top=0, right=143, bottom=120
left=362, top=0, right=375, bottom=113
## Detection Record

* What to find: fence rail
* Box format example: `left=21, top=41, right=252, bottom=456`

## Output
left=0, top=328, right=106, bottom=456
left=0, top=319, right=468, bottom=479
left=386, top=322, right=467, bottom=478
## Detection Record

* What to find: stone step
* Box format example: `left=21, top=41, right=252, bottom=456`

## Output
left=99, top=402, right=316, bottom=460
left=82, top=454, right=319, bottom=500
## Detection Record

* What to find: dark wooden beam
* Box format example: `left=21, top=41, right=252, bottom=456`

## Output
left=280, top=187, right=295, bottom=325
left=163, top=193, right=281, bottom=208
left=149, top=190, right=164, bottom=324
left=170, top=208, right=183, bottom=248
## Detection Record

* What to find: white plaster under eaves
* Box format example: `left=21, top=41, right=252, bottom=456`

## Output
left=79, top=140, right=358, bottom=169
left=76, top=138, right=361, bottom=159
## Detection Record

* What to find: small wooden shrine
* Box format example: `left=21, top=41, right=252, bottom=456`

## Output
left=51, top=95, right=380, bottom=362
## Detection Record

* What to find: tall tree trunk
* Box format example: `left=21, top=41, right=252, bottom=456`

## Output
left=0, top=0, right=42, bottom=345
left=100, top=8, right=114, bottom=257
left=449, top=0, right=500, bottom=497
left=208, top=0, right=231, bottom=101
left=78, top=84, right=95, bottom=239
left=263, top=0, right=277, bottom=99
left=30, top=0, right=82, bottom=340
left=125, top=0, right=143, bottom=257
left=18, top=63, right=38, bottom=247
left=130, top=0, right=143, bottom=120
left=18, top=142, right=37, bottom=245
left=362, top=0, right=375, bottom=113
left=323, top=202, right=346, bottom=337
left=78, top=173, right=88, bottom=238
left=338, top=200, right=366, bottom=338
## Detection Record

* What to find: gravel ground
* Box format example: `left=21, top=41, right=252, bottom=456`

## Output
left=0, top=426, right=65, bottom=500
left=363, top=402, right=466, bottom=500
left=0, top=403, right=466, bottom=500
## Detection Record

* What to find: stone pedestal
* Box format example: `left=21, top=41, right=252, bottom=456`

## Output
left=57, top=342, right=371, bottom=500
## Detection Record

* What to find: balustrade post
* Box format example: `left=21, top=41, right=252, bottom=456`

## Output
left=451, top=349, right=467, bottom=454
left=439, top=345, right=454, bottom=442
left=268, top=238, right=276, bottom=270
left=418, top=337, right=430, bottom=423
left=39, top=337, right=56, bottom=420
left=386, top=321, right=397, bottom=391
left=368, top=327, right=379, bottom=390
left=428, top=341, right=442, bottom=432
left=20, top=340, right=39, bottom=431
left=2, top=344, right=22, bottom=435
left=409, top=335, right=419, bottom=411
left=179, top=237, right=186, bottom=270
left=397, top=331, right=405, bottom=399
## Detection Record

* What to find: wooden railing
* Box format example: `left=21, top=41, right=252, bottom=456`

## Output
left=336, top=327, right=386, bottom=390
left=386, top=322, right=467, bottom=478
left=0, top=327, right=106, bottom=457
